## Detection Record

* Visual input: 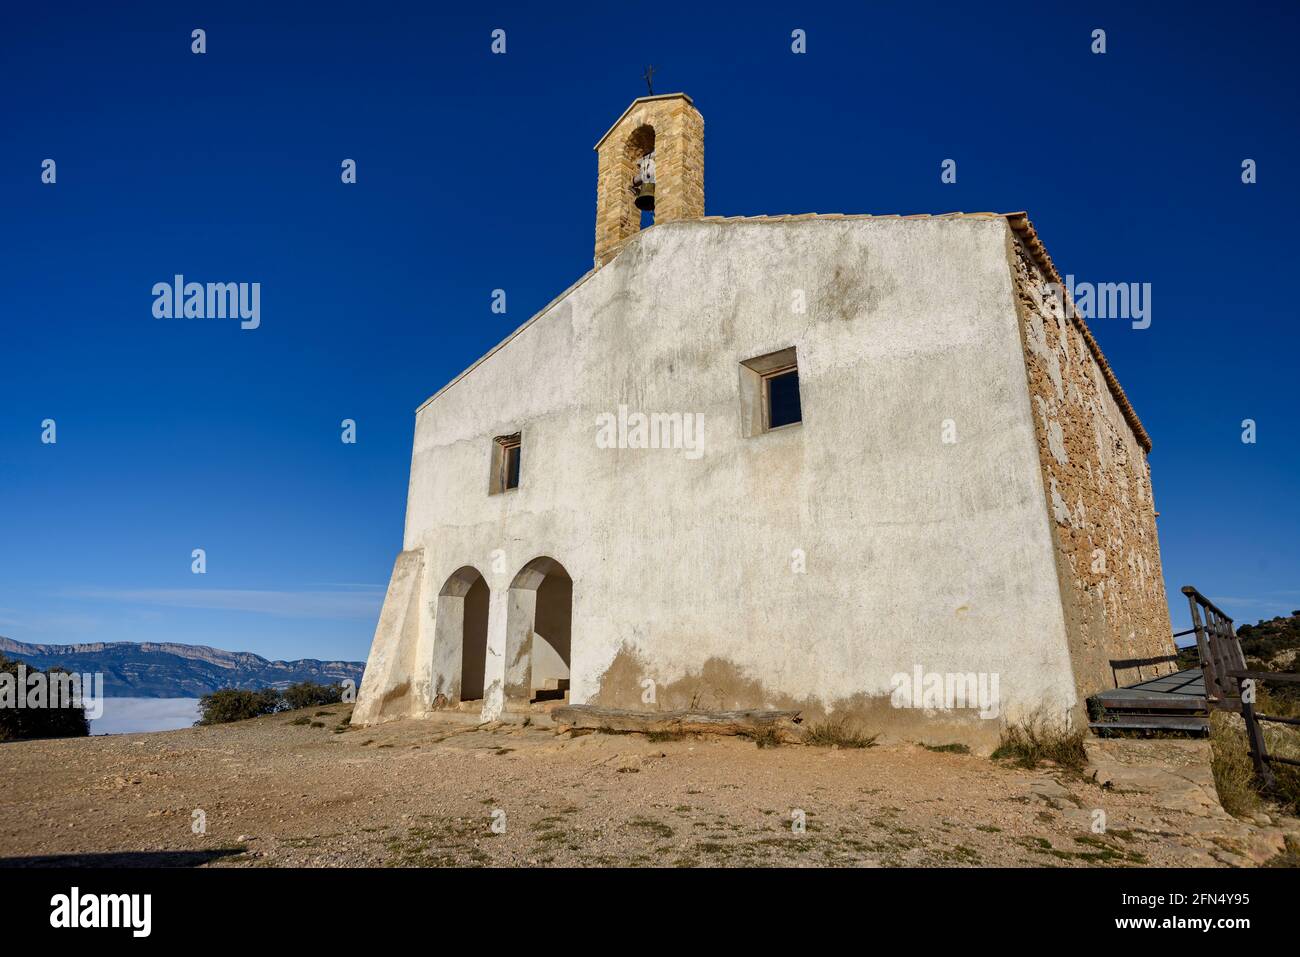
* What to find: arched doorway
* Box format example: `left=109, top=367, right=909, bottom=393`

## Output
left=431, top=566, right=489, bottom=707
left=504, top=557, right=572, bottom=709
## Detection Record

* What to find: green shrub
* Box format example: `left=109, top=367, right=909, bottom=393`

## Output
left=197, top=688, right=282, bottom=725
left=282, top=681, right=344, bottom=711
left=1236, top=612, right=1300, bottom=672
left=0, top=654, right=90, bottom=742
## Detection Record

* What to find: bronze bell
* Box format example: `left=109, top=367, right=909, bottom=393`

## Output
left=634, top=181, right=656, bottom=212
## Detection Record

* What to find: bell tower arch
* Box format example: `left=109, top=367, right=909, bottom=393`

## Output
left=593, top=93, right=704, bottom=267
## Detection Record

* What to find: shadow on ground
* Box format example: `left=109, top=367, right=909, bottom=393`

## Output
left=0, top=848, right=245, bottom=868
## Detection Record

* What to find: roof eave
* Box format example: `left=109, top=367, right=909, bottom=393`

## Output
left=593, top=93, right=694, bottom=150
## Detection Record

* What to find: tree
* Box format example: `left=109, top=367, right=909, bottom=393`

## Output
left=0, top=653, right=90, bottom=742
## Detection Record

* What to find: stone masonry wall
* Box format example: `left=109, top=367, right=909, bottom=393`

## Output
left=1006, top=230, right=1175, bottom=704
left=594, top=94, right=704, bottom=267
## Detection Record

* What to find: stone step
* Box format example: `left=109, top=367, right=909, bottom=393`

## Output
left=1090, top=715, right=1209, bottom=734
left=496, top=709, right=558, bottom=729
left=530, top=693, right=569, bottom=712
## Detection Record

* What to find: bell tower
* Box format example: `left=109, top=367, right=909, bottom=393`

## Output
left=593, top=93, right=704, bottom=267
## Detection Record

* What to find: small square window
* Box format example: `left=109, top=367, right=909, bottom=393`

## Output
left=740, top=347, right=802, bottom=437
left=490, top=433, right=521, bottom=494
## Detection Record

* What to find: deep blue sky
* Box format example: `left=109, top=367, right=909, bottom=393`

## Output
left=2, top=1, right=1296, bottom=663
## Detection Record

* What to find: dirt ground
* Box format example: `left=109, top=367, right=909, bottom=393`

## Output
left=1, top=705, right=1296, bottom=868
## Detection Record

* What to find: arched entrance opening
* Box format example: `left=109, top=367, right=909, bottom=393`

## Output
left=504, top=557, right=572, bottom=709
left=432, top=566, right=489, bottom=706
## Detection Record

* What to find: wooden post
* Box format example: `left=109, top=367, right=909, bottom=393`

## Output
left=1225, top=607, right=1277, bottom=788
left=1185, top=589, right=1218, bottom=703
left=1240, top=689, right=1277, bottom=789
left=1227, top=615, right=1248, bottom=674
left=1210, top=610, right=1232, bottom=704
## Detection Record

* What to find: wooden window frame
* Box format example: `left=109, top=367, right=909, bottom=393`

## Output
left=739, top=347, right=801, bottom=437
left=489, top=432, right=522, bottom=495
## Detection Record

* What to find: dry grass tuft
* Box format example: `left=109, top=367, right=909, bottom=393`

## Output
left=803, top=717, right=877, bottom=749
left=744, top=724, right=782, bottom=749
left=1264, top=835, right=1300, bottom=868
left=922, top=743, right=971, bottom=755
left=1209, top=711, right=1261, bottom=817
left=991, top=714, right=1087, bottom=771
left=646, top=730, right=689, bottom=743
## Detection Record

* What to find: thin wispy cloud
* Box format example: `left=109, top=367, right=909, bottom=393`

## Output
left=303, top=582, right=386, bottom=590
left=0, top=612, right=107, bottom=634
left=1205, top=595, right=1299, bottom=619
left=65, top=587, right=384, bottom=620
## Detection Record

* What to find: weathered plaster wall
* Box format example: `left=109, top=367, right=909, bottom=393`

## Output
left=1006, top=232, right=1174, bottom=705
left=355, top=217, right=1083, bottom=745
left=353, top=549, right=424, bottom=725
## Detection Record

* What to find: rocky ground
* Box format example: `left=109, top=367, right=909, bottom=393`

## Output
left=1, top=705, right=1296, bottom=868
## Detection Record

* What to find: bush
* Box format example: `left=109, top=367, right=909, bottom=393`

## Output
left=1236, top=612, right=1300, bottom=669
left=0, top=653, right=91, bottom=742
left=196, top=681, right=347, bottom=725
left=197, top=688, right=283, bottom=725
left=282, top=681, right=343, bottom=711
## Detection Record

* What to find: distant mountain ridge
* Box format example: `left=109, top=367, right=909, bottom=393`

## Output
left=0, top=636, right=364, bottom=698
